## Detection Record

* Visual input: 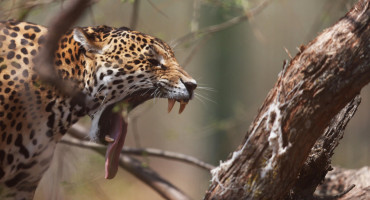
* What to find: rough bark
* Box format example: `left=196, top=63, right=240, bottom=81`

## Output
left=288, top=96, right=361, bottom=199
left=204, top=0, right=370, bottom=199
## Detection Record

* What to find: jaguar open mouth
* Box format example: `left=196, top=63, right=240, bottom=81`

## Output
left=90, top=89, right=192, bottom=179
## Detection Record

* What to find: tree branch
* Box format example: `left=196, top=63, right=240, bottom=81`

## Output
left=174, top=0, right=272, bottom=45
left=121, top=147, right=215, bottom=171
left=65, top=123, right=215, bottom=199
left=181, top=35, right=211, bottom=68
left=204, top=0, right=370, bottom=199
left=316, top=184, right=355, bottom=200
left=67, top=124, right=214, bottom=170
left=34, top=0, right=95, bottom=107
left=17, top=0, right=40, bottom=21
left=61, top=135, right=215, bottom=171
left=61, top=135, right=192, bottom=200
left=147, top=0, right=169, bottom=19
left=119, top=155, right=191, bottom=200
left=316, top=166, right=370, bottom=200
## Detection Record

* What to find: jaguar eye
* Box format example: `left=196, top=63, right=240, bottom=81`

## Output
left=148, top=59, right=160, bottom=66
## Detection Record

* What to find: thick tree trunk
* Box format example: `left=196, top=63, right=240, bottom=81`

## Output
left=204, top=0, right=370, bottom=199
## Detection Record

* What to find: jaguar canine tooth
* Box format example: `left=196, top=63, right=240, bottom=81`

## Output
left=179, top=100, right=188, bottom=114
left=105, top=135, right=115, bottom=143
left=168, top=99, right=176, bottom=113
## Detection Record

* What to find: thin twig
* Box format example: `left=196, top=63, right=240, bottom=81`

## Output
left=123, top=146, right=215, bottom=171
left=130, top=0, right=140, bottom=29
left=174, top=0, right=272, bottom=45
left=0, top=0, right=58, bottom=20
left=182, top=35, right=211, bottom=68
left=17, top=0, right=37, bottom=21
left=314, top=184, right=356, bottom=200
left=65, top=125, right=215, bottom=171
left=5, top=0, right=16, bottom=19
left=147, top=0, right=169, bottom=19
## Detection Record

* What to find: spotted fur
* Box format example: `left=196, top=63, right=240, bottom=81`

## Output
left=0, top=20, right=196, bottom=199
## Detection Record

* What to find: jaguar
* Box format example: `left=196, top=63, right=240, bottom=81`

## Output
left=0, top=20, right=197, bottom=199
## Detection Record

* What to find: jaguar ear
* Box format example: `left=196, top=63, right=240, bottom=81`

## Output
left=73, top=28, right=103, bottom=54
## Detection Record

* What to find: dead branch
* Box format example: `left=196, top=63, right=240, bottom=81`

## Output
left=316, top=166, right=370, bottom=200
left=34, top=0, right=95, bottom=107
left=121, top=146, right=215, bottom=171
left=17, top=0, right=39, bottom=21
left=182, top=35, right=211, bottom=68
left=204, top=0, right=370, bottom=199
left=316, top=184, right=355, bottom=200
left=61, top=137, right=215, bottom=171
left=61, top=136, right=192, bottom=200
left=147, top=0, right=169, bottom=19
left=0, top=0, right=58, bottom=20
left=119, top=154, right=191, bottom=200
left=66, top=124, right=215, bottom=170
left=174, top=0, right=272, bottom=45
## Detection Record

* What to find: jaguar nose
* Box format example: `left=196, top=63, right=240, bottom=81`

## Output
left=184, top=81, right=197, bottom=91
left=182, top=79, right=197, bottom=99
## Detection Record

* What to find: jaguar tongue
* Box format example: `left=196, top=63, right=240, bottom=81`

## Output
left=104, top=111, right=127, bottom=179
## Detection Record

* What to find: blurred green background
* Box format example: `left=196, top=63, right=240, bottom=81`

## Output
left=1, top=0, right=368, bottom=199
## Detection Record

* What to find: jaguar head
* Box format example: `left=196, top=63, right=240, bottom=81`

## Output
left=73, top=26, right=196, bottom=179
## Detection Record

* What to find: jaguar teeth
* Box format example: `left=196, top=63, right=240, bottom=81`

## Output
left=168, top=99, right=176, bottom=113
left=105, top=135, right=115, bottom=143
left=179, top=100, right=188, bottom=114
